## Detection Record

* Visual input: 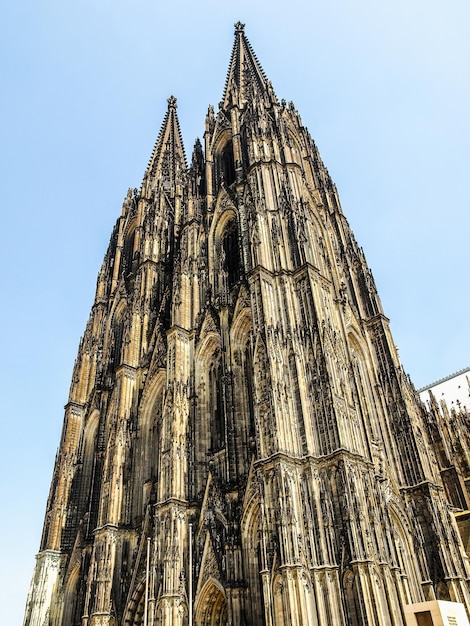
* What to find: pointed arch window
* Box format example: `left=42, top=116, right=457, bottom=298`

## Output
left=121, top=227, right=136, bottom=278
left=219, top=141, right=235, bottom=187
left=222, top=220, right=241, bottom=289
left=209, top=359, right=225, bottom=451
left=111, top=317, right=125, bottom=369
left=194, top=337, right=225, bottom=493
left=244, top=342, right=256, bottom=441
left=108, top=306, right=127, bottom=372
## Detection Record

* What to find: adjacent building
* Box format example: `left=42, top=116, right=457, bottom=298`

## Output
left=420, top=368, right=470, bottom=413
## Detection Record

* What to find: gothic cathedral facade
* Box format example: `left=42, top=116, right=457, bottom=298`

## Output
left=24, top=23, right=470, bottom=626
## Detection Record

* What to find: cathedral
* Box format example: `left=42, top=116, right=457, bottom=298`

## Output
left=24, top=23, right=470, bottom=626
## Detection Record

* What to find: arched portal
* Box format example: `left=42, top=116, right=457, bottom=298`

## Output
left=62, top=564, right=81, bottom=626
left=195, top=578, right=227, bottom=626
left=241, top=493, right=265, bottom=626
left=121, top=576, right=146, bottom=626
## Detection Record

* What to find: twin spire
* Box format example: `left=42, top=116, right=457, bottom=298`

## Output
left=145, top=95, right=186, bottom=191
left=222, top=21, right=272, bottom=108
left=144, top=23, right=273, bottom=189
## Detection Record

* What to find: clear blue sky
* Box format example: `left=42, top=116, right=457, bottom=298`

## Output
left=1, top=1, right=469, bottom=623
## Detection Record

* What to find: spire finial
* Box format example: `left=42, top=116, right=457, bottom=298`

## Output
left=234, top=21, right=245, bottom=33
left=167, top=95, right=177, bottom=109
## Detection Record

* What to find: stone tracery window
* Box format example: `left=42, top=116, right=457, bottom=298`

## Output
left=218, top=140, right=236, bottom=187
left=195, top=336, right=225, bottom=491
left=221, top=219, right=241, bottom=290
left=244, top=342, right=256, bottom=442
left=110, top=311, right=125, bottom=370
left=122, top=227, right=136, bottom=277
left=209, top=357, right=225, bottom=451
left=127, top=376, right=164, bottom=524
left=211, top=208, right=243, bottom=301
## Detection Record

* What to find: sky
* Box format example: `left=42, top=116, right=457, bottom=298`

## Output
left=1, top=1, right=469, bottom=623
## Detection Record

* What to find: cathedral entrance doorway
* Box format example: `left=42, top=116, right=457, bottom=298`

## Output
left=195, top=579, right=228, bottom=626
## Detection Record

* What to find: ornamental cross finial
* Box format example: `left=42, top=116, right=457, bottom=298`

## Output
left=234, top=21, right=245, bottom=33
left=167, top=95, right=177, bottom=109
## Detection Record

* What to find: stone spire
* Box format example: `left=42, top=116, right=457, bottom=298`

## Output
left=143, top=95, right=187, bottom=195
left=222, top=21, right=275, bottom=109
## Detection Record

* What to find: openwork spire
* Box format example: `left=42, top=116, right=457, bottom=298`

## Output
left=222, top=22, right=274, bottom=109
left=145, top=95, right=187, bottom=191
